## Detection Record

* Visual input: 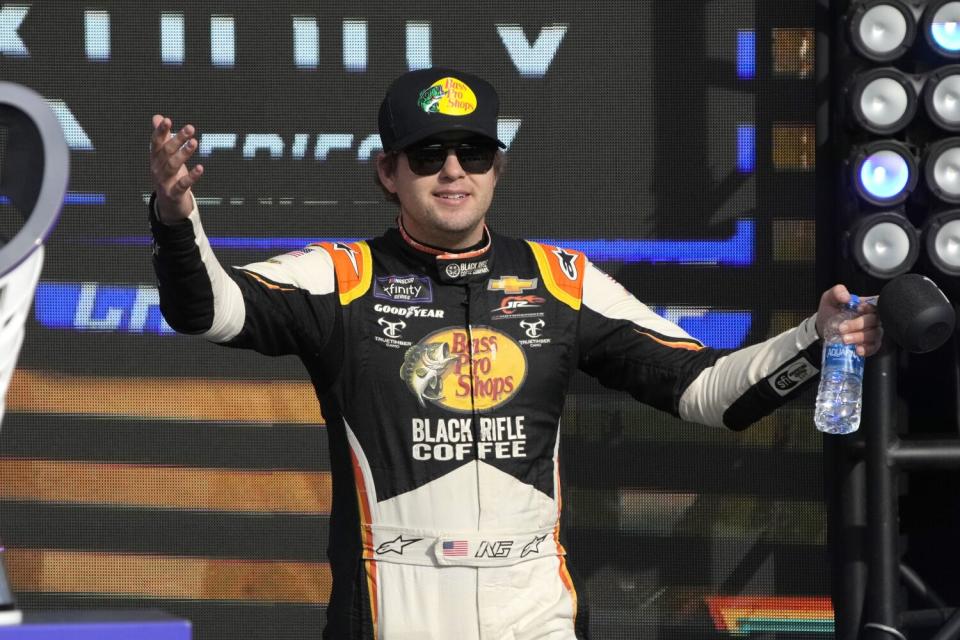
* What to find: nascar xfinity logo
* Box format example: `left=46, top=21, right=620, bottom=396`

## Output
left=374, top=303, right=444, bottom=319
left=373, top=275, right=432, bottom=303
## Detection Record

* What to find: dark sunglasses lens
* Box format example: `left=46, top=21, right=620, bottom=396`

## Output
left=456, top=146, right=496, bottom=173
left=405, top=144, right=497, bottom=175
left=407, top=149, right=446, bottom=175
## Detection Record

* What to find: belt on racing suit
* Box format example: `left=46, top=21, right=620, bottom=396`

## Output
left=364, top=524, right=564, bottom=567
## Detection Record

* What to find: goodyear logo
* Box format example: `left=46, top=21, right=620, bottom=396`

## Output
left=400, top=326, right=526, bottom=412
left=417, top=77, right=477, bottom=115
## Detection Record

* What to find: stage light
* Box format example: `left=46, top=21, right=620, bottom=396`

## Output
left=922, top=209, right=960, bottom=274
left=925, top=137, right=960, bottom=202
left=849, top=211, right=920, bottom=278
left=924, top=1, right=960, bottom=56
left=924, top=65, right=960, bottom=130
left=851, top=141, right=918, bottom=205
left=849, top=0, right=916, bottom=62
left=850, top=67, right=917, bottom=134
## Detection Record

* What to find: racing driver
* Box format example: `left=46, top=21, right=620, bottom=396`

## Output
left=147, top=67, right=881, bottom=639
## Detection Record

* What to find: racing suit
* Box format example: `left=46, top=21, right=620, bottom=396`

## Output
left=150, top=197, right=824, bottom=640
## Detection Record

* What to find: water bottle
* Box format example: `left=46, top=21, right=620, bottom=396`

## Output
left=815, top=294, right=864, bottom=435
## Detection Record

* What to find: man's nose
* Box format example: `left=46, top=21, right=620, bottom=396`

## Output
left=438, top=149, right=465, bottom=179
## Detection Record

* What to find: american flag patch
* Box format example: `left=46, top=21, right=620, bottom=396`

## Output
left=442, top=540, right=468, bottom=557
left=285, top=250, right=305, bottom=258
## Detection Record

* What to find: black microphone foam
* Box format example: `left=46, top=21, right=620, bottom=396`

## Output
left=877, top=274, right=956, bottom=353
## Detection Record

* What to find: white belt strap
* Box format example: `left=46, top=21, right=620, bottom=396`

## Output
left=363, top=524, right=563, bottom=568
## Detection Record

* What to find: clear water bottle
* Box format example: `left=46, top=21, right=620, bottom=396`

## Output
left=815, top=294, right=864, bottom=435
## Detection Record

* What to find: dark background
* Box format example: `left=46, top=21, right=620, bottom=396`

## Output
left=1, top=1, right=823, bottom=638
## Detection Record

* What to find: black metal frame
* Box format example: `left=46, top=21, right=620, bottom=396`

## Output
left=829, top=338, right=960, bottom=640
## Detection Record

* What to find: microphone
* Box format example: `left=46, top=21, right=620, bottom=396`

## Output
left=877, top=273, right=956, bottom=353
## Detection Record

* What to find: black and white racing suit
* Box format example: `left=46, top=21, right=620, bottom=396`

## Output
left=150, top=196, right=823, bottom=640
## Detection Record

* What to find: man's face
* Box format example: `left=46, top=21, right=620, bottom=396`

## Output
left=377, top=138, right=499, bottom=248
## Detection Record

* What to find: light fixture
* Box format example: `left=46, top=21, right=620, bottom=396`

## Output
left=851, top=141, right=918, bottom=205
left=848, top=211, right=920, bottom=278
left=924, top=1, right=960, bottom=57
left=922, top=209, right=960, bottom=274
left=849, top=0, right=916, bottom=62
left=850, top=67, right=917, bottom=133
left=925, top=65, right=960, bottom=130
left=925, top=137, right=960, bottom=202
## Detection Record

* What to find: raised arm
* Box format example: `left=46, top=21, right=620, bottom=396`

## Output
left=146, top=116, right=342, bottom=375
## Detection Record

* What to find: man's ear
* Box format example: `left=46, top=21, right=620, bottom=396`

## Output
left=376, top=152, right=398, bottom=194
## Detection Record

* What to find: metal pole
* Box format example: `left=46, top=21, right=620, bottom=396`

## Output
left=825, top=432, right=867, bottom=640
left=864, top=342, right=901, bottom=638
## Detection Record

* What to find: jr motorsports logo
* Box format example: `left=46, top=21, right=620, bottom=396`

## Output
left=400, top=327, right=526, bottom=412
left=418, top=77, right=477, bottom=115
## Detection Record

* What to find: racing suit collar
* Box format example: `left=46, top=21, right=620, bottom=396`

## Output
left=395, top=217, right=493, bottom=284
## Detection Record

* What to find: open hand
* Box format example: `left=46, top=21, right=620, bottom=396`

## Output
left=150, top=114, right=203, bottom=222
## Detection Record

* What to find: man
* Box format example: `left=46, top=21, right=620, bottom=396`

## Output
left=148, top=67, right=880, bottom=640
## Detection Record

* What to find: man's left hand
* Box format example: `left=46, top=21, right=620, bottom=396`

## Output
left=816, top=284, right=882, bottom=357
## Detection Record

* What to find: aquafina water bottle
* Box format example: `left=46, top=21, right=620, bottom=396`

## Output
left=815, top=294, right=864, bottom=435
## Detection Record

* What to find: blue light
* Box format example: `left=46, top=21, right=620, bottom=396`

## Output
left=931, top=10, right=960, bottom=52
left=34, top=282, right=175, bottom=335
left=0, top=192, right=105, bottom=206
left=737, top=30, right=756, bottom=79
left=64, top=192, right=106, bottom=205
left=100, top=220, right=755, bottom=266
left=737, top=124, right=756, bottom=173
left=859, top=150, right=911, bottom=200
left=652, top=308, right=752, bottom=349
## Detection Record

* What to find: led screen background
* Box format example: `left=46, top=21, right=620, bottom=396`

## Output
left=1, top=1, right=820, bottom=638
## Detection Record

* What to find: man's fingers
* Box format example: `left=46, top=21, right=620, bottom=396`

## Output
left=151, top=116, right=173, bottom=153
left=162, top=124, right=195, bottom=156
left=826, top=284, right=851, bottom=306
left=165, top=137, right=198, bottom=173
left=168, top=164, right=204, bottom=197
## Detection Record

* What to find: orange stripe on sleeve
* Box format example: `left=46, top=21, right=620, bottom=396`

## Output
left=526, top=242, right=584, bottom=310
left=318, top=241, right=373, bottom=305
left=634, top=330, right=705, bottom=351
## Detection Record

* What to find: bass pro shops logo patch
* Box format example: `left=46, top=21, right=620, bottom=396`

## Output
left=417, top=77, right=477, bottom=115
left=400, top=327, right=527, bottom=412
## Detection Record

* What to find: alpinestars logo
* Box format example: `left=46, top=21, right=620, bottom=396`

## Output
left=333, top=242, right=360, bottom=276
left=521, top=534, right=547, bottom=558
left=553, top=248, right=579, bottom=280
left=376, top=535, right=422, bottom=555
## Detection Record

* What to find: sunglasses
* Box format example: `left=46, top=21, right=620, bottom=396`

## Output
left=403, top=142, right=497, bottom=176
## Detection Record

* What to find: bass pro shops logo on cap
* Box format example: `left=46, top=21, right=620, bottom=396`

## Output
left=417, top=77, right=477, bottom=115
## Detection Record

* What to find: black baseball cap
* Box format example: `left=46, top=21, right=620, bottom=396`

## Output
left=378, top=67, right=506, bottom=152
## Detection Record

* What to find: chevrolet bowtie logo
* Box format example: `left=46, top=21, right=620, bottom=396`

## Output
left=487, top=276, right=538, bottom=295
